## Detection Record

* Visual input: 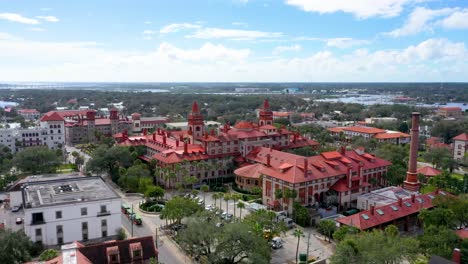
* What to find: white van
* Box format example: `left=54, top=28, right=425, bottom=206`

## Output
left=284, top=218, right=294, bottom=229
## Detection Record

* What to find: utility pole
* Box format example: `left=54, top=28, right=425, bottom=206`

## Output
left=155, top=227, right=158, bottom=248
left=131, top=203, right=134, bottom=237
left=306, top=230, right=311, bottom=261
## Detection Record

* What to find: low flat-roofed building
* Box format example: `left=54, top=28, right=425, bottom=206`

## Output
left=356, top=186, right=413, bottom=210
left=22, top=176, right=121, bottom=245
left=438, top=107, right=463, bottom=118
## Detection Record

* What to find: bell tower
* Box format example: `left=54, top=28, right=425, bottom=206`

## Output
left=188, top=101, right=204, bottom=139
left=258, top=99, right=273, bottom=126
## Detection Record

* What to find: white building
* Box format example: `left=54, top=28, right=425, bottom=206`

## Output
left=0, top=125, right=65, bottom=154
left=356, top=186, right=413, bottom=210
left=21, top=176, right=121, bottom=246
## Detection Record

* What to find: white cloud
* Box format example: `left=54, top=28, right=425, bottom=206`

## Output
left=40, top=8, right=52, bottom=11
left=387, top=7, right=455, bottom=37
left=143, top=30, right=157, bottom=35
left=285, top=0, right=422, bottom=18
left=325, top=38, right=370, bottom=48
left=36, top=15, right=59, bottom=22
left=0, top=35, right=466, bottom=82
left=187, top=27, right=282, bottom=40
left=439, top=9, right=468, bottom=29
left=28, top=27, right=46, bottom=32
left=295, top=36, right=370, bottom=48
left=0, top=13, right=39, bottom=24
left=273, top=44, right=302, bottom=54
left=231, top=21, right=248, bottom=27
left=159, top=23, right=201, bottom=34
left=144, top=21, right=152, bottom=25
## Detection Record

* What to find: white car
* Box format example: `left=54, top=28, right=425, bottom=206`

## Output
left=15, top=217, right=23, bottom=225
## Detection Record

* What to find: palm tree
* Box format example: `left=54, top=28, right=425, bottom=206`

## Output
left=237, top=201, right=245, bottom=219
left=293, top=228, right=305, bottom=264
left=200, top=185, right=209, bottom=203
left=218, top=192, right=224, bottom=209
left=212, top=193, right=219, bottom=208
left=224, top=193, right=231, bottom=213
left=232, top=194, right=239, bottom=218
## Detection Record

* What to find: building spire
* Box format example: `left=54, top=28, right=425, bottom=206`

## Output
left=191, top=101, right=199, bottom=113
left=263, top=99, right=270, bottom=110
left=403, top=112, right=421, bottom=192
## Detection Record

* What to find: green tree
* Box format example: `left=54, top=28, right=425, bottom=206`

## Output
left=200, top=184, right=209, bottom=203
left=144, top=186, right=165, bottom=201
left=293, top=228, right=305, bottom=264
left=243, top=209, right=287, bottom=237
left=224, top=193, right=231, bottom=213
left=13, top=146, right=60, bottom=174
left=39, top=249, right=59, bottom=261
left=161, top=196, right=200, bottom=224
left=237, top=201, right=246, bottom=219
left=86, top=145, right=133, bottom=179
left=292, top=202, right=311, bottom=227
left=178, top=217, right=271, bottom=264
left=0, top=229, right=37, bottom=264
left=419, top=208, right=456, bottom=228
left=418, top=225, right=460, bottom=260
left=332, top=225, right=360, bottom=242
left=330, top=225, right=419, bottom=264
left=318, top=219, right=337, bottom=242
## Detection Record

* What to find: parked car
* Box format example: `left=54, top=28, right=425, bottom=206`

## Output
left=284, top=218, right=295, bottom=229
left=205, top=205, right=214, bottom=211
left=15, top=217, right=23, bottom=225
left=271, top=237, right=283, bottom=249
left=171, top=224, right=187, bottom=231
left=221, top=212, right=233, bottom=221
left=11, top=205, right=21, bottom=212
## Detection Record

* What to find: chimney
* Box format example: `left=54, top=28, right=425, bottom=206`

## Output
left=152, top=133, right=156, bottom=141
left=304, top=159, right=308, bottom=178
left=176, top=139, right=179, bottom=147
left=452, top=248, right=461, bottom=264
left=184, top=142, right=188, bottom=154
left=347, top=167, right=352, bottom=188
left=403, top=112, right=421, bottom=192
left=162, top=135, right=166, bottom=145
left=266, top=154, right=271, bottom=167
left=179, top=135, right=183, bottom=141
left=370, top=205, right=375, bottom=215
left=398, top=198, right=402, bottom=207
left=358, top=164, right=363, bottom=185
left=340, top=146, right=346, bottom=155
left=411, top=194, right=415, bottom=203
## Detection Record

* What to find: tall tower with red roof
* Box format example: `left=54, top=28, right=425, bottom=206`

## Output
left=188, top=101, right=204, bottom=139
left=403, top=112, right=421, bottom=192
left=258, top=99, right=273, bottom=126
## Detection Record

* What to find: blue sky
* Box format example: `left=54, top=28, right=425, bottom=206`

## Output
left=1, top=0, right=468, bottom=82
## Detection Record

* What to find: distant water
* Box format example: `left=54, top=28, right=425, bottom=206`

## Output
left=315, top=94, right=468, bottom=110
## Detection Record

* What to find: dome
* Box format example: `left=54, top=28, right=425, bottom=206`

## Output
left=234, top=121, right=254, bottom=130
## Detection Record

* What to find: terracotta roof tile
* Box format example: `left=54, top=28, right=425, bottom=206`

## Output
left=453, top=133, right=468, bottom=141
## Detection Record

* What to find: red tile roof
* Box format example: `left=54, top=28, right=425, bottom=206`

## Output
left=234, top=121, right=255, bottom=130
left=321, top=151, right=342, bottom=160
left=234, top=163, right=264, bottom=179
left=417, top=166, right=441, bottom=177
left=337, top=191, right=448, bottom=230
left=453, top=133, right=468, bottom=141
left=273, top=111, right=292, bottom=117
left=18, top=109, right=39, bottom=114
left=439, top=107, right=462, bottom=111
left=40, top=112, right=65, bottom=122
left=373, top=132, right=410, bottom=139
left=343, top=126, right=386, bottom=134
left=455, top=229, right=468, bottom=239
left=327, top=127, right=345, bottom=133
left=245, top=147, right=391, bottom=184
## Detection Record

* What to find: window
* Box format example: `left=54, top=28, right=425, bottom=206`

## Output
left=81, top=207, right=87, bottom=216
left=100, top=205, right=107, bottom=213
left=56, top=225, right=63, bottom=234
left=110, top=254, right=119, bottom=263
left=102, top=219, right=107, bottom=227
left=82, top=222, right=88, bottom=230
left=102, top=230, right=107, bottom=237
left=58, top=237, right=63, bottom=245
left=82, top=222, right=88, bottom=240
left=35, top=228, right=42, bottom=236
left=133, top=250, right=142, bottom=257
left=56, top=211, right=62, bottom=219
left=32, top=212, right=45, bottom=225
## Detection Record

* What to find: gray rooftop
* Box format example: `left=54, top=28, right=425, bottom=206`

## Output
left=22, top=176, right=119, bottom=208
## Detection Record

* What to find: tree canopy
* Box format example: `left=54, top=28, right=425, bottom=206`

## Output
left=0, top=229, right=40, bottom=264
left=13, top=146, right=61, bottom=174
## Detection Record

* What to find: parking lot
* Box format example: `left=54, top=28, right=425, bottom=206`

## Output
left=0, top=203, right=25, bottom=232
left=271, top=228, right=333, bottom=264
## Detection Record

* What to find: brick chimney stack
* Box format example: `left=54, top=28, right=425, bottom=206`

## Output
left=266, top=154, right=271, bottom=167
left=370, top=205, right=375, bottom=215
left=184, top=142, right=188, bottom=154
left=452, top=248, right=461, bottom=264
left=403, top=112, right=421, bottom=192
